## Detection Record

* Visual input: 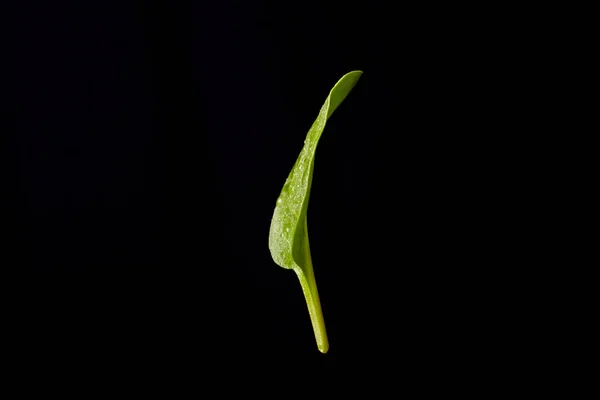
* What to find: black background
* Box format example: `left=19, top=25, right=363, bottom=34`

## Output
left=10, top=0, right=527, bottom=383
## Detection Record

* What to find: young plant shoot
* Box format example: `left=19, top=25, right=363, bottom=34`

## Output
left=268, top=70, right=362, bottom=353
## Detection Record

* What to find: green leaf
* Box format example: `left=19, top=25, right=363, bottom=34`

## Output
left=268, top=70, right=362, bottom=353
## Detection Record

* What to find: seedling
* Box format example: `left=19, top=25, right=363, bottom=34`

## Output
left=268, top=70, right=362, bottom=353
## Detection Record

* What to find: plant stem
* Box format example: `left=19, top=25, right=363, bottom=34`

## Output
left=294, top=236, right=329, bottom=354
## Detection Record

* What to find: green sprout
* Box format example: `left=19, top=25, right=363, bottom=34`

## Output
left=268, top=70, right=363, bottom=353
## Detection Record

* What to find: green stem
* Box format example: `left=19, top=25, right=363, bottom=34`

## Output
left=294, top=236, right=329, bottom=354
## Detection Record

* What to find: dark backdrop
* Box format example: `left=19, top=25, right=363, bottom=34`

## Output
left=11, top=0, right=523, bottom=384
left=12, top=0, right=386, bottom=375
